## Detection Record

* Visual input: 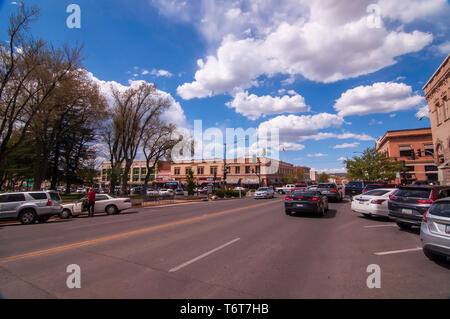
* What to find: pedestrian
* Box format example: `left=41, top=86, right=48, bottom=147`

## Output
left=87, top=187, right=96, bottom=217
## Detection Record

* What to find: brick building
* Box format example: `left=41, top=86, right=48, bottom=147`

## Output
left=423, top=54, right=450, bottom=185
left=375, top=128, right=438, bottom=184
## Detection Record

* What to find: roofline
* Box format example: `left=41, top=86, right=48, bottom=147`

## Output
left=422, top=54, right=450, bottom=90
left=385, top=127, right=431, bottom=134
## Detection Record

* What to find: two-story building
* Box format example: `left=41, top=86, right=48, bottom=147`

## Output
left=375, top=128, right=438, bottom=184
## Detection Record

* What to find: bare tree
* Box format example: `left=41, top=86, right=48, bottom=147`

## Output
left=140, top=120, right=179, bottom=195
left=110, top=83, right=171, bottom=195
left=0, top=5, right=82, bottom=172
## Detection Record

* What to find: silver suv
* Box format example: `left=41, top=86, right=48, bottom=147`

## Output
left=0, top=191, right=63, bottom=224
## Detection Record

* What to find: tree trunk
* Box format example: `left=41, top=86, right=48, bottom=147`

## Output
left=121, top=161, right=132, bottom=195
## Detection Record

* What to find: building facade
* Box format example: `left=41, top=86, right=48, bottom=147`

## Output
left=423, top=54, right=450, bottom=185
left=99, top=160, right=173, bottom=187
left=171, top=157, right=294, bottom=187
left=375, top=128, right=438, bottom=184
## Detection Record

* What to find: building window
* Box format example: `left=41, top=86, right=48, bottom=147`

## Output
left=444, top=97, right=449, bottom=120
left=174, top=168, right=180, bottom=175
left=425, top=165, right=438, bottom=172
left=437, top=103, right=442, bottom=124
left=426, top=173, right=438, bottom=181
left=185, top=167, right=192, bottom=175
left=245, top=166, right=251, bottom=174
left=141, top=168, right=146, bottom=175
left=424, top=144, right=434, bottom=157
left=399, top=146, right=413, bottom=157
left=405, top=166, right=415, bottom=172
left=235, top=166, right=240, bottom=174
left=210, top=167, right=217, bottom=175
left=197, top=167, right=204, bottom=175
left=133, top=168, right=140, bottom=175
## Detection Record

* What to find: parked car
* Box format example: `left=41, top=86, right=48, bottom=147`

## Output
left=420, top=197, right=450, bottom=262
left=362, top=183, right=397, bottom=194
left=275, top=184, right=296, bottom=194
left=234, top=187, right=247, bottom=191
left=254, top=187, right=275, bottom=199
left=388, top=186, right=450, bottom=230
left=76, top=188, right=87, bottom=194
left=146, top=188, right=159, bottom=196
left=284, top=190, right=328, bottom=216
left=158, top=189, right=174, bottom=196
left=351, top=188, right=397, bottom=218
left=130, top=187, right=143, bottom=194
left=174, top=188, right=185, bottom=195
left=0, top=191, right=63, bottom=224
left=345, top=181, right=366, bottom=197
left=316, top=183, right=343, bottom=202
left=61, top=194, right=132, bottom=218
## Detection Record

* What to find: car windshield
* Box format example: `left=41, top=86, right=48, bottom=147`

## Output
left=318, top=184, right=335, bottom=188
left=395, top=188, right=431, bottom=199
left=364, top=190, right=390, bottom=196
left=429, top=202, right=450, bottom=218
left=257, top=188, right=268, bottom=191
left=291, top=191, right=318, bottom=197
left=347, top=182, right=363, bottom=187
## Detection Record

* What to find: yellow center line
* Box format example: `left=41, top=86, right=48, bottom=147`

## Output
left=0, top=199, right=282, bottom=264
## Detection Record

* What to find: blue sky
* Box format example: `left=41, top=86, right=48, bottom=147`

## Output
left=1, top=0, right=449, bottom=173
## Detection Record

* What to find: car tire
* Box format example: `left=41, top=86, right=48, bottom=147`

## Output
left=285, top=209, right=291, bottom=215
left=105, top=205, right=118, bottom=215
left=60, top=209, right=72, bottom=219
left=423, top=249, right=447, bottom=263
left=362, top=213, right=371, bottom=218
left=19, top=209, right=37, bottom=225
left=396, top=222, right=412, bottom=230
left=37, top=215, right=50, bottom=223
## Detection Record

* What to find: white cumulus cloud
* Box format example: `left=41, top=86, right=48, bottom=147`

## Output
left=334, top=82, right=425, bottom=117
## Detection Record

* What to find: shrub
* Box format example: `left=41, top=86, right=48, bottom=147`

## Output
left=214, top=190, right=225, bottom=198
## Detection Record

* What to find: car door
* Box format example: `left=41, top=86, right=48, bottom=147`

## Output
left=94, top=195, right=109, bottom=213
left=1, top=193, right=26, bottom=218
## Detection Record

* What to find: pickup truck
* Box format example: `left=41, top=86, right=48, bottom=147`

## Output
left=275, top=184, right=296, bottom=194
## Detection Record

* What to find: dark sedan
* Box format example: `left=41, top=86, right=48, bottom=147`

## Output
left=388, top=186, right=450, bottom=230
left=284, top=190, right=329, bottom=216
left=316, top=183, right=343, bottom=202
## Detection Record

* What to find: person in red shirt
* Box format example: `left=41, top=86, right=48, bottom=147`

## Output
left=87, top=188, right=96, bottom=217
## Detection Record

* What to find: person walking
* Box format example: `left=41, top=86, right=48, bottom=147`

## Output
left=87, top=188, right=96, bottom=217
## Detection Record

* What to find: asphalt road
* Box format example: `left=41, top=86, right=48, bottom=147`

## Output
left=0, top=196, right=449, bottom=299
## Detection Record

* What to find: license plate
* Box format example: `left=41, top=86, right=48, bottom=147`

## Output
left=446, top=225, right=450, bottom=234
left=296, top=204, right=303, bottom=207
left=402, top=209, right=413, bottom=215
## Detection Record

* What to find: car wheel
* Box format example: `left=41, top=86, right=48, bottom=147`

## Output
left=285, top=209, right=291, bottom=215
left=60, top=209, right=72, bottom=219
left=423, top=249, right=447, bottom=262
left=362, top=213, right=371, bottom=218
left=19, top=209, right=37, bottom=225
left=105, top=205, right=118, bottom=215
left=396, top=222, right=412, bottom=230
left=37, top=216, right=50, bottom=223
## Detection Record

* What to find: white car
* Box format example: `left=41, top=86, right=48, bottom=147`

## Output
left=158, top=189, right=174, bottom=196
left=146, top=188, right=159, bottom=196
left=254, top=187, right=275, bottom=199
left=351, top=188, right=397, bottom=218
left=61, top=194, right=132, bottom=218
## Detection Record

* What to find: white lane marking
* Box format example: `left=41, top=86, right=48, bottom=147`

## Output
left=374, top=247, right=422, bottom=256
left=169, top=238, right=241, bottom=272
left=143, top=201, right=211, bottom=209
left=364, top=224, right=397, bottom=228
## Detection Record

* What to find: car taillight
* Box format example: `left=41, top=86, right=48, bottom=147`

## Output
left=331, top=189, right=337, bottom=193
left=310, top=197, right=319, bottom=201
left=46, top=199, right=52, bottom=206
left=285, top=197, right=293, bottom=201
left=370, top=199, right=385, bottom=205
left=423, top=209, right=429, bottom=222
left=416, top=199, right=433, bottom=204
left=389, top=195, right=398, bottom=201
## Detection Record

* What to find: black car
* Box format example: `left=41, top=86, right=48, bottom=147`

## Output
left=284, top=190, right=329, bottom=216
left=316, top=183, right=343, bottom=202
left=345, top=181, right=366, bottom=197
left=388, top=186, right=450, bottom=230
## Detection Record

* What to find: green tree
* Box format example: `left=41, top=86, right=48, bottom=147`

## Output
left=186, top=169, right=195, bottom=196
left=345, top=147, right=406, bottom=182
left=317, top=172, right=330, bottom=183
